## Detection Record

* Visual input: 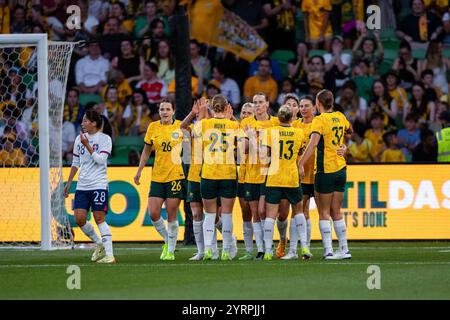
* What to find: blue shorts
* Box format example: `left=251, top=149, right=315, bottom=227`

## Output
left=74, top=189, right=109, bottom=213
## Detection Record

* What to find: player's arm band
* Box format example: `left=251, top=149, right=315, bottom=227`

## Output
left=309, top=131, right=321, bottom=138
left=91, top=152, right=109, bottom=165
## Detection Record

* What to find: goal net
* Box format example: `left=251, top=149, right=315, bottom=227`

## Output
left=0, top=34, right=76, bottom=249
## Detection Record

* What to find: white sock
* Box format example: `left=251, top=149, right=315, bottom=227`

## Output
left=212, top=228, right=219, bottom=254
left=203, top=212, right=216, bottom=250
left=276, top=218, right=288, bottom=242
left=243, top=221, right=253, bottom=253
left=221, top=213, right=233, bottom=252
left=97, top=222, right=113, bottom=256
left=306, top=218, right=312, bottom=248
left=252, top=222, right=264, bottom=253
left=294, top=213, right=307, bottom=248
left=80, top=222, right=101, bottom=244
left=319, top=220, right=333, bottom=255
left=152, top=217, right=168, bottom=243
left=263, top=218, right=275, bottom=254
left=193, top=220, right=204, bottom=255
left=261, top=219, right=265, bottom=238
left=333, top=219, right=349, bottom=253
left=288, top=218, right=298, bottom=253
left=167, top=220, right=179, bottom=254
left=215, top=216, right=223, bottom=232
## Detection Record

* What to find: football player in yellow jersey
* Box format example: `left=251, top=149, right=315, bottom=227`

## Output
left=237, top=103, right=257, bottom=261
left=241, top=93, right=280, bottom=260
left=197, top=95, right=245, bottom=261
left=280, top=95, right=317, bottom=259
left=259, top=105, right=312, bottom=261
left=134, top=100, right=185, bottom=261
left=299, top=90, right=352, bottom=260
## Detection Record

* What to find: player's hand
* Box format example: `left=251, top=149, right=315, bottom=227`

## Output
left=134, top=171, right=141, bottom=185
left=63, top=184, right=70, bottom=198
left=337, top=144, right=347, bottom=157
left=299, top=165, right=305, bottom=178
left=192, top=100, right=199, bottom=115
left=80, top=132, right=89, bottom=146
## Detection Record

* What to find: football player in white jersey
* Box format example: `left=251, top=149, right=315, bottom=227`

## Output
left=63, top=110, right=115, bottom=264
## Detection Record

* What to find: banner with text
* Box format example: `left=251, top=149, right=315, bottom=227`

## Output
left=0, top=165, right=449, bottom=242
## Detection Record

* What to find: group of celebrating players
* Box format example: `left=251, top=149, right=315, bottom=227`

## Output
left=63, top=89, right=352, bottom=264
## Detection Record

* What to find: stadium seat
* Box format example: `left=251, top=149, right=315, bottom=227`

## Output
left=379, top=28, right=397, bottom=41
left=308, top=50, right=327, bottom=58
left=79, top=93, right=101, bottom=106
left=381, top=39, right=400, bottom=51
left=114, top=135, right=144, bottom=155
left=412, top=48, right=427, bottom=60
left=270, top=50, right=295, bottom=79
left=383, top=48, right=398, bottom=61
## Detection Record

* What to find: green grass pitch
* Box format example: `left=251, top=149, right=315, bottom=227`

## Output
left=1, top=242, right=449, bottom=300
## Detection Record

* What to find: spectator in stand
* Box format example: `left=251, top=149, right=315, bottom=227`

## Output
left=418, top=41, right=450, bottom=94
left=324, top=35, right=352, bottom=89
left=288, top=41, right=309, bottom=92
left=369, top=79, right=398, bottom=129
left=87, top=0, right=110, bottom=24
left=393, top=45, right=420, bottom=91
left=347, top=128, right=373, bottom=163
left=249, top=49, right=282, bottom=82
left=412, top=128, right=438, bottom=162
left=64, top=88, right=85, bottom=131
left=75, top=41, right=110, bottom=94
left=336, top=79, right=368, bottom=129
left=396, top=0, right=443, bottom=49
left=3, top=67, right=27, bottom=111
left=190, top=40, right=211, bottom=81
left=0, top=0, right=10, bottom=34
left=384, top=70, right=410, bottom=121
left=135, top=61, right=168, bottom=107
left=109, top=1, right=134, bottom=34
left=101, top=16, right=128, bottom=60
left=150, top=39, right=175, bottom=85
left=78, top=0, right=99, bottom=36
left=10, top=5, right=29, bottom=34
left=263, top=0, right=298, bottom=51
left=364, top=112, right=386, bottom=162
left=211, top=64, right=241, bottom=110
left=380, top=131, right=407, bottom=162
left=351, top=59, right=374, bottom=101
left=301, top=0, right=333, bottom=50
left=421, top=69, right=442, bottom=102
left=304, top=55, right=336, bottom=94
left=0, top=106, right=32, bottom=161
left=62, top=116, right=76, bottom=163
left=204, top=79, right=221, bottom=100
left=123, top=88, right=157, bottom=136
left=134, top=0, right=158, bottom=37
left=397, top=113, right=421, bottom=161
left=141, top=18, right=167, bottom=60
left=352, top=30, right=384, bottom=76
left=103, top=68, right=133, bottom=105
left=111, top=39, right=145, bottom=84
left=243, top=57, right=278, bottom=105
left=0, top=132, right=25, bottom=167
left=405, top=81, right=437, bottom=125
left=99, top=85, right=123, bottom=138
left=443, top=5, right=450, bottom=45
left=277, top=78, right=298, bottom=106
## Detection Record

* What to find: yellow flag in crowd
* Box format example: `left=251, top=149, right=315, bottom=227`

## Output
left=186, top=0, right=267, bottom=62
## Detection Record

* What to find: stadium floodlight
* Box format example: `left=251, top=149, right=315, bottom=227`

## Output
left=0, top=34, right=77, bottom=250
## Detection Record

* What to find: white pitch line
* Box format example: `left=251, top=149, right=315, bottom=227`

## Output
left=1, top=261, right=450, bottom=269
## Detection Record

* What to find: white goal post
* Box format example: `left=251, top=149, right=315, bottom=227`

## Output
left=0, top=34, right=76, bottom=250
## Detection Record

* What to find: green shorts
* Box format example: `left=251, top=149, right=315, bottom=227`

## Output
left=265, top=185, right=303, bottom=205
left=301, top=183, right=315, bottom=197
left=149, top=179, right=186, bottom=199
left=314, top=167, right=347, bottom=194
left=200, top=178, right=237, bottom=199
left=244, top=183, right=265, bottom=201
left=187, top=181, right=202, bottom=203
left=237, top=183, right=246, bottom=199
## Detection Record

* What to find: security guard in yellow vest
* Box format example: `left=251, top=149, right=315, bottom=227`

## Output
left=436, top=111, right=450, bottom=163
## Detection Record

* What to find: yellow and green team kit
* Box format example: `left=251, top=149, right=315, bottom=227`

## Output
left=294, top=119, right=316, bottom=197
left=144, top=119, right=186, bottom=199
left=310, top=111, right=350, bottom=193
left=264, top=125, right=306, bottom=205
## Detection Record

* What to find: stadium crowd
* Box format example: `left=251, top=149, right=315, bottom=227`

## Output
left=1, top=0, right=450, bottom=166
